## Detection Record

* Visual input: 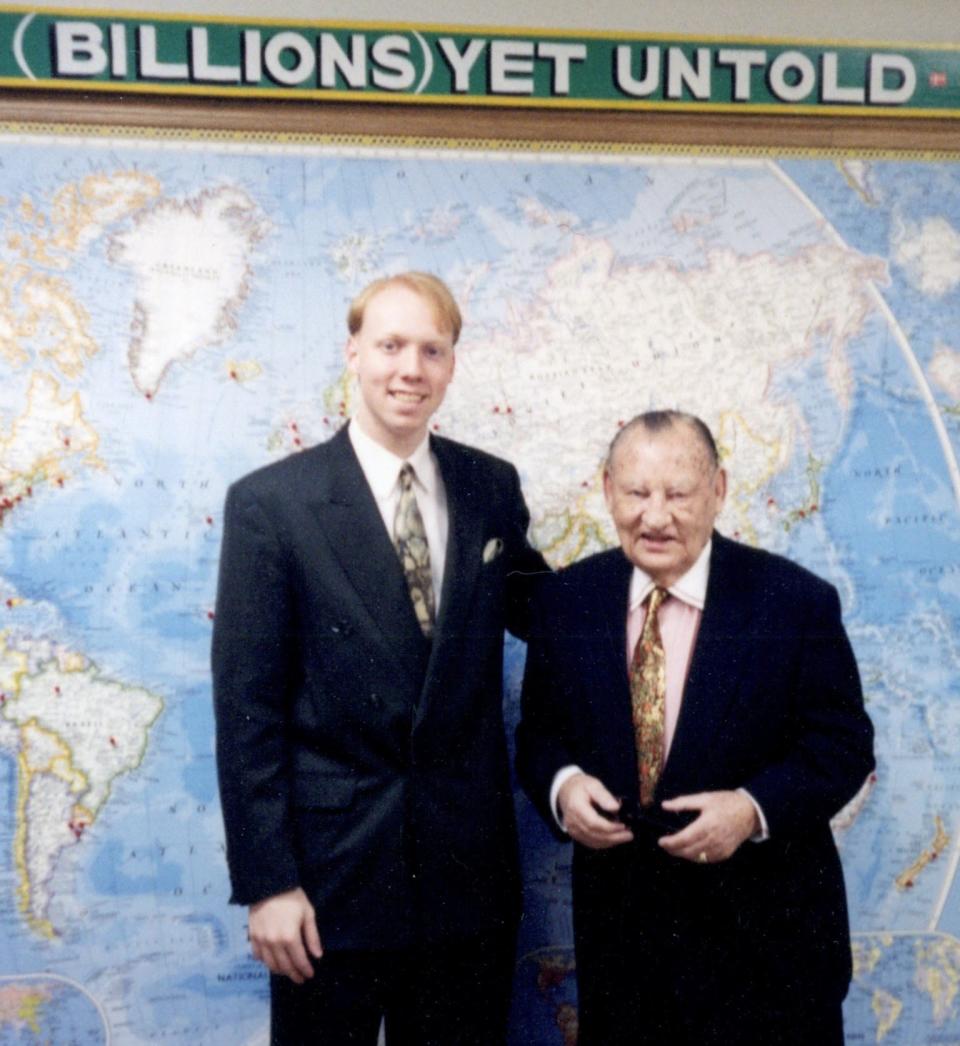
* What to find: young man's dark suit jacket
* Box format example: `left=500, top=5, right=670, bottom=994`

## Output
left=517, top=532, right=875, bottom=1046
left=212, top=425, right=547, bottom=955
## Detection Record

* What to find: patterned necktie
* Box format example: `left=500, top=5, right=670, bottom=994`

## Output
left=630, top=586, right=668, bottom=807
left=393, top=463, right=435, bottom=638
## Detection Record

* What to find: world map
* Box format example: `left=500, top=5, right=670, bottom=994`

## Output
left=0, top=126, right=959, bottom=1045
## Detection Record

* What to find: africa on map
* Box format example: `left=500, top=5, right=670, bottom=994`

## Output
left=1, top=128, right=959, bottom=1045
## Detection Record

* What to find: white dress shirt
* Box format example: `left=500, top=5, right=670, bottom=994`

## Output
left=348, top=419, right=449, bottom=612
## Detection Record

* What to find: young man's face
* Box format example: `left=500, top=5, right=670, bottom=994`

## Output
left=346, top=283, right=456, bottom=457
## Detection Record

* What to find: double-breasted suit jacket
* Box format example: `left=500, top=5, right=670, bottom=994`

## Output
left=516, top=533, right=875, bottom=1040
left=213, top=426, right=547, bottom=950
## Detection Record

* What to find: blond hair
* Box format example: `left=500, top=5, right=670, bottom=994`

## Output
left=347, top=272, right=462, bottom=344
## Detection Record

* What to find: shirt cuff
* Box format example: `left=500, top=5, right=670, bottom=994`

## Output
left=737, top=787, right=769, bottom=841
left=549, top=765, right=584, bottom=832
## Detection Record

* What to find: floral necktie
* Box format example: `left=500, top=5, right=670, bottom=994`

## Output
left=393, top=463, right=435, bottom=638
left=630, top=586, right=668, bottom=806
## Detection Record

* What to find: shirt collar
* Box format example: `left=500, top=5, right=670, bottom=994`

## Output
left=348, top=419, right=438, bottom=501
left=628, top=538, right=712, bottom=612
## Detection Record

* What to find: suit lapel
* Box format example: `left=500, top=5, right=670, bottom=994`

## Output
left=411, top=438, right=487, bottom=723
left=660, top=534, right=756, bottom=790
left=307, top=428, right=429, bottom=686
left=593, top=552, right=643, bottom=783
left=598, top=550, right=634, bottom=696
left=430, top=436, right=486, bottom=642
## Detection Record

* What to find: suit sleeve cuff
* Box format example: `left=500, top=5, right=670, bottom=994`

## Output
left=550, top=765, right=584, bottom=832
left=738, top=787, right=770, bottom=842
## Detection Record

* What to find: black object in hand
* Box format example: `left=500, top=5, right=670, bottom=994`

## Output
left=593, top=798, right=696, bottom=836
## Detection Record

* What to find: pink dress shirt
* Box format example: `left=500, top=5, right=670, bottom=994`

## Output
left=626, top=556, right=707, bottom=761
left=550, top=540, right=768, bottom=838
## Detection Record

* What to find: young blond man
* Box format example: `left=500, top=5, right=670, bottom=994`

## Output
left=213, top=273, right=547, bottom=1045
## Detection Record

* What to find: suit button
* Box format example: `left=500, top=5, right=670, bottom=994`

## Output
left=368, top=693, right=381, bottom=709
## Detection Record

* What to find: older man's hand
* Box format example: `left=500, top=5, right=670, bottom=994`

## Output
left=557, top=773, right=635, bottom=849
left=657, top=790, right=759, bottom=864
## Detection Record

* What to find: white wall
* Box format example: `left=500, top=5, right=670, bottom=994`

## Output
left=47, top=0, right=959, bottom=45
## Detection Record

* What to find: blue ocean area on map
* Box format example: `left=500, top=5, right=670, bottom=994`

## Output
left=0, top=132, right=959, bottom=1043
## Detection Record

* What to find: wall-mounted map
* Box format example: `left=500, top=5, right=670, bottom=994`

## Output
left=0, top=125, right=958, bottom=1045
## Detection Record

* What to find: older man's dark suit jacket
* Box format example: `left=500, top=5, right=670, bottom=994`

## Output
left=516, top=533, right=875, bottom=1044
left=212, top=425, right=547, bottom=951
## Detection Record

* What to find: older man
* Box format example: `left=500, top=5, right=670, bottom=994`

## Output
left=517, top=410, right=874, bottom=1045
left=213, top=272, right=547, bottom=1044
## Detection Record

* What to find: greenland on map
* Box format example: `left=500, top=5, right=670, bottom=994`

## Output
left=0, top=127, right=959, bottom=1045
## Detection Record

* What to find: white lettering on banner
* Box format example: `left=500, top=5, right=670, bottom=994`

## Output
left=768, top=51, right=817, bottom=102
left=319, top=33, right=367, bottom=89
left=43, top=22, right=922, bottom=111
left=190, top=27, right=240, bottom=83
left=53, top=22, right=107, bottom=77
left=437, top=38, right=486, bottom=92
left=371, top=35, right=416, bottom=91
left=716, top=49, right=767, bottom=102
left=138, top=25, right=188, bottom=79
left=489, top=39, right=535, bottom=95
left=109, top=24, right=127, bottom=78
left=869, top=53, right=917, bottom=104
left=537, top=42, right=587, bottom=95
left=242, top=30, right=261, bottom=83
left=666, top=47, right=711, bottom=100
left=262, top=31, right=314, bottom=86
left=822, top=52, right=865, bottom=103
left=615, top=45, right=660, bottom=97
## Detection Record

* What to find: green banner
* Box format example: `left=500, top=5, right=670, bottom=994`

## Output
left=1, top=5, right=958, bottom=116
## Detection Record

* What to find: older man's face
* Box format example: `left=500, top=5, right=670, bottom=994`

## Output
left=603, top=423, right=727, bottom=587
